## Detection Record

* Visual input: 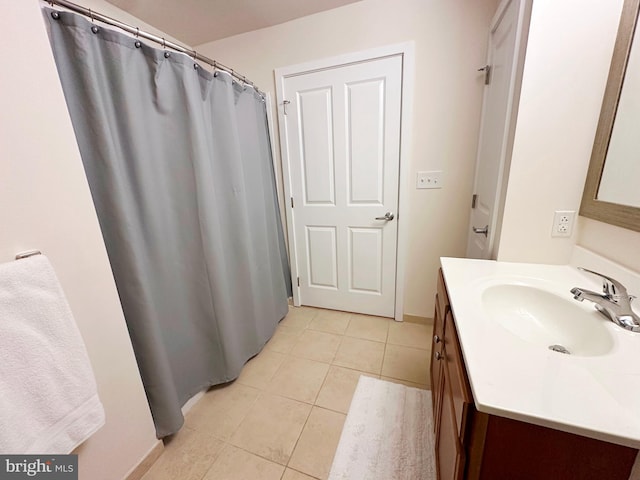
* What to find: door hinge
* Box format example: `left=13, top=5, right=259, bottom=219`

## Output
left=291, top=197, right=294, bottom=208
left=478, top=65, right=491, bottom=85
left=472, top=194, right=478, bottom=209
left=283, top=100, right=291, bottom=115
left=297, top=276, right=300, bottom=287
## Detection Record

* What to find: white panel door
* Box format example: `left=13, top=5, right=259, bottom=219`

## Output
left=282, top=55, right=402, bottom=317
left=467, top=0, right=525, bottom=259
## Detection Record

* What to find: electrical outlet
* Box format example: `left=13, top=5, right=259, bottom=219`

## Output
left=416, top=171, right=443, bottom=189
left=551, top=210, right=576, bottom=237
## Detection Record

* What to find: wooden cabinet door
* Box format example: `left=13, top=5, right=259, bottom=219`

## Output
left=431, top=297, right=444, bottom=435
left=437, top=358, right=465, bottom=480
left=432, top=269, right=448, bottom=431
left=434, top=268, right=472, bottom=480
left=445, top=311, right=473, bottom=439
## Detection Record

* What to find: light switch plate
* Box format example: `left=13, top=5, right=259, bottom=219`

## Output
left=417, top=170, right=443, bottom=189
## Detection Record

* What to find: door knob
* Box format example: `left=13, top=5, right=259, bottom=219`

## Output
left=473, top=225, right=489, bottom=237
left=375, top=212, right=395, bottom=221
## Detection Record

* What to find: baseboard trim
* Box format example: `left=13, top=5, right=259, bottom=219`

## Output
left=124, top=440, right=164, bottom=480
left=403, top=314, right=433, bottom=325
left=182, top=390, right=206, bottom=415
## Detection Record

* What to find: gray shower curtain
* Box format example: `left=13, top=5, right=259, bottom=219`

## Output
left=44, top=8, right=291, bottom=437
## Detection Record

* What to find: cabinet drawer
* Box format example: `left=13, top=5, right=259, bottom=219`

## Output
left=444, top=311, right=473, bottom=439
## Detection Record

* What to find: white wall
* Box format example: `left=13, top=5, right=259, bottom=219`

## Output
left=496, top=0, right=635, bottom=267
left=577, top=218, right=640, bottom=274
left=0, top=1, right=162, bottom=478
left=197, top=0, right=500, bottom=318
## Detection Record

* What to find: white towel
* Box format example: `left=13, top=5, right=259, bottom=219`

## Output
left=0, top=254, right=105, bottom=454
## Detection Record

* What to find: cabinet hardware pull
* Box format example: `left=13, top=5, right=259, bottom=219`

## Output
left=433, top=335, right=441, bottom=344
left=435, top=351, right=443, bottom=360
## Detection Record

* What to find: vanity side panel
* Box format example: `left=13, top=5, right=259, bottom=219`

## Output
left=477, top=415, right=637, bottom=480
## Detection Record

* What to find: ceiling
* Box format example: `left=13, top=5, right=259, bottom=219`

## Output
left=106, top=0, right=364, bottom=46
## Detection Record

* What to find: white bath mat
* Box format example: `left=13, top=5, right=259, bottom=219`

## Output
left=328, top=376, right=436, bottom=480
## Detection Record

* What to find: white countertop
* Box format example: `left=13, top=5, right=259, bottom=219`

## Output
left=440, top=257, right=640, bottom=449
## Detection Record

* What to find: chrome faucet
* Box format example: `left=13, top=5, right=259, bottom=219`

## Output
left=571, top=267, right=640, bottom=333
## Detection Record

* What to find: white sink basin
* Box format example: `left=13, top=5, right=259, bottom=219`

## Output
left=482, top=284, right=615, bottom=357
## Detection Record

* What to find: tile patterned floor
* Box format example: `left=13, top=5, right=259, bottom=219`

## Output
left=141, top=306, right=432, bottom=480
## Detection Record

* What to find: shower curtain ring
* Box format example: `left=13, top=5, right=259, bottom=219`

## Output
left=89, top=9, right=100, bottom=33
left=135, top=27, right=139, bottom=38
left=162, top=38, right=166, bottom=49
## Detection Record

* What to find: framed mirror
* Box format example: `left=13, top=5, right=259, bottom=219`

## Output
left=580, top=0, right=640, bottom=232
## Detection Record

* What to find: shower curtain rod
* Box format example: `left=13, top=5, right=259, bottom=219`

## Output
left=45, top=0, right=265, bottom=97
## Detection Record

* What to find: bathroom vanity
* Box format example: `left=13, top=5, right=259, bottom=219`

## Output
left=431, top=258, right=640, bottom=480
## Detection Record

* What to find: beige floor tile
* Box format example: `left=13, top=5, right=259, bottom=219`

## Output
left=289, top=407, right=346, bottom=480
left=289, top=305, right=320, bottom=318
left=381, top=344, right=430, bottom=384
left=387, top=321, right=432, bottom=349
left=266, top=356, right=329, bottom=403
left=381, top=376, right=429, bottom=390
left=237, top=349, right=287, bottom=389
left=308, top=310, right=351, bottom=334
left=185, top=382, right=260, bottom=440
left=282, top=468, right=317, bottom=480
left=141, top=427, right=224, bottom=480
left=265, top=325, right=303, bottom=354
left=333, top=336, right=385, bottom=374
left=202, top=444, right=285, bottom=480
left=279, top=307, right=317, bottom=331
left=279, top=315, right=312, bottom=331
left=291, top=329, right=341, bottom=363
left=230, top=392, right=311, bottom=465
left=315, top=366, right=374, bottom=414
left=344, top=314, right=390, bottom=342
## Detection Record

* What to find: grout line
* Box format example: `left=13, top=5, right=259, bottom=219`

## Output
left=312, top=362, right=332, bottom=406
left=381, top=338, right=388, bottom=378
left=226, top=440, right=292, bottom=470
left=222, top=391, right=313, bottom=468
left=285, top=466, right=322, bottom=480
left=343, top=332, right=387, bottom=343
left=330, top=334, right=344, bottom=365
left=222, top=386, right=263, bottom=442
left=285, top=402, right=314, bottom=470
left=196, top=441, right=230, bottom=480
